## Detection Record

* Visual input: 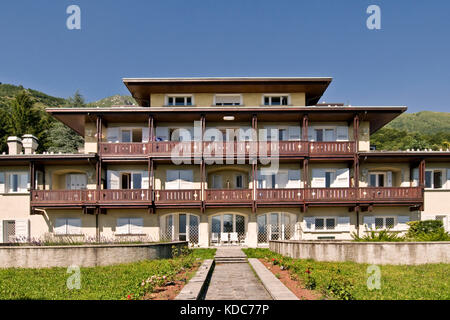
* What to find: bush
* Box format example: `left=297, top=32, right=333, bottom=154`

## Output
left=352, top=229, right=404, bottom=242
left=406, top=220, right=449, bottom=241
left=326, top=275, right=354, bottom=300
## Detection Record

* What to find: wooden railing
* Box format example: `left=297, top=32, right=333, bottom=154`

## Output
left=154, top=189, right=201, bottom=203
left=358, top=187, right=423, bottom=202
left=31, top=187, right=423, bottom=206
left=99, top=143, right=148, bottom=156
left=99, top=189, right=151, bottom=202
left=205, top=189, right=253, bottom=203
left=309, top=141, right=355, bottom=155
left=152, top=141, right=202, bottom=157
left=257, top=188, right=304, bottom=202
left=31, top=190, right=97, bottom=204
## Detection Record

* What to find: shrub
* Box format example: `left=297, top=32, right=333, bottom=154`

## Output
left=326, top=275, right=354, bottom=300
left=406, top=220, right=450, bottom=241
left=304, top=267, right=316, bottom=290
left=352, top=228, right=404, bottom=242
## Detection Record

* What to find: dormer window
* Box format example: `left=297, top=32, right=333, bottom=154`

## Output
left=263, top=94, right=289, bottom=106
left=214, top=94, right=241, bottom=106
left=167, top=95, right=192, bottom=106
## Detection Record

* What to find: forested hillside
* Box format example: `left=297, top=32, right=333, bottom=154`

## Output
left=0, top=83, right=448, bottom=153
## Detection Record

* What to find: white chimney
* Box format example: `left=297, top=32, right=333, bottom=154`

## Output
left=22, top=134, right=39, bottom=154
left=7, top=136, right=23, bottom=155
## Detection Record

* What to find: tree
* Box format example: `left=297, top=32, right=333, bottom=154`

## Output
left=5, top=90, right=40, bottom=137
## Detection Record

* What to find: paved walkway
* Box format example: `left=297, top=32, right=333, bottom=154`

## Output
left=205, top=247, right=272, bottom=300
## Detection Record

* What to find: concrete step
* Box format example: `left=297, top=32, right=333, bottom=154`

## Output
left=215, top=257, right=248, bottom=264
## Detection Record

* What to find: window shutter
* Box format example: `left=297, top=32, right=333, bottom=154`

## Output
left=446, top=169, right=450, bottom=189
left=0, top=172, right=5, bottom=193
left=337, top=216, right=351, bottom=232
left=288, top=126, right=301, bottom=141
left=304, top=217, right=315, bottom=231
left=387, top=171, right=393, bottom=187
left=107, top=127, right=120, bottom=143
left=180, top=170, right=194, bottom=189
left=333, top=169, right=350, bottom=188
left=116, top=218, right=129, bottom=235
left=142, top=171, right=149, bottom=189
left=14, top=220, right=29, bottom=242
left=142, top=128, right=150, bottom=142
left=155, top=127, right=169, bottom=141
left=0, top=220, right=3, bottom=243
left=107, top=171, right=120, bottom=189
left=286, top=170, right=301, bottom=188
left=311, top=169, right=326, bottom=187
left=129, top=218, right=143, bottom=234
left=54, top=218, right=67, bottom=235
left=193, top=121, right=202, bottom=141
left=20, top=174, right=29, bottom=192
left=275, top=171, right=288, bottom=189
left=336, top=126, right=349, bottom=141
left=307, top=126, right=314, bottom=141
left=397, top=216, right=410, bottom=230
left=67, top=219, right=81, bottom=235
left=166, top=170, right=180, bottom=190
left=412, top=168, right=419, bottom=187
left=363, top=216, right=375, bottom=229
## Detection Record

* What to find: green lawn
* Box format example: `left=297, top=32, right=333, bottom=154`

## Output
left=0, top=248, right=215, bottom=300
left=243, top=248, right=450, bottom=300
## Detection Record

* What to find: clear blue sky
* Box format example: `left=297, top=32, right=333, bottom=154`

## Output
left=0, top=0, right=449, bottom=113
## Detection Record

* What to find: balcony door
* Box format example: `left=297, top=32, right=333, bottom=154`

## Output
left=166, top=170, right=194, bottom=190
left=211, top=214, right=246, bottom=245
left=160, top=213, right=199, bottom=245
left=257, top=213, right=296, bottom=244
left=66, top=174, right=87, bottom=190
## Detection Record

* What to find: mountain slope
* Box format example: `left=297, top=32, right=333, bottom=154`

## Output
left=88, top=95, right=137, bottom=107
left=385, top=111, right=450, bottom=135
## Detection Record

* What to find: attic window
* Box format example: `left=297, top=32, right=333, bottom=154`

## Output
left=263, top=95, right=289, bottom=106
left=215, top=94, right=241, bottom=106
left=167, top=96, right=192, bottom=106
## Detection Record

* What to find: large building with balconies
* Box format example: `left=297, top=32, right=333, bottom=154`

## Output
left=0, top=77, right=449, bottom=246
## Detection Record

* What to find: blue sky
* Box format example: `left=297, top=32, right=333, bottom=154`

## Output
left=0, top=0, right=449, bottom=113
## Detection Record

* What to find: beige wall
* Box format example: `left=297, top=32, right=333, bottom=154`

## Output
left=359, top=162, right=411, bottom=187
left=43, top=165, right=96, bottom=190
left=154, top=164, right=201, bottom=190
left=150, top=92, right=306, bottom=107
left=206, top=165, right=252, bottom=189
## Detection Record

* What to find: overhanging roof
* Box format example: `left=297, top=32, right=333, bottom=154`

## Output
left=122, top=77, right=333, bottom=106
left=46, top=106, right=406, bottom=136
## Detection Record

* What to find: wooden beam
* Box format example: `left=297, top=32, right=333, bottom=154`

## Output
left=302, top=114, right=309, bottom=141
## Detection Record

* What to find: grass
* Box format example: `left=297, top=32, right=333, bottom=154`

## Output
left=0, top=248, right=215, bottom=300
left=243, top=248, right=450, bottom=300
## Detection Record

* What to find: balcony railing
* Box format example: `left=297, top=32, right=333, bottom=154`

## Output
left=30, top=187, right=424, bottom=207
left=99, top=189, right=151, bottom=203
left=154, top=189, right=201, bottom=203
left=205, top=189, right=253, bottom=203
left=31, top=190, right=97, bottom=205
left=99, top=141, right=356, bottom=157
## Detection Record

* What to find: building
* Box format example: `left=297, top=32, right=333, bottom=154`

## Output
left=0, top=77, right=449, bottom=246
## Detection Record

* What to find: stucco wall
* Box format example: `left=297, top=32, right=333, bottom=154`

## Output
left=0, top=241, right=188, bottom=268
left=270, top=240, right=450, bottom=265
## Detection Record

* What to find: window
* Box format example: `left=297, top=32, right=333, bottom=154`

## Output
left=425, top=170, right=443, bottom=189
left=7, top=173, right=28, bottom=193
left=54, top=218, right=81, bottom=235
left=235, top=175, right=243, bottom=189
left=116, top=218, right=143, bottom=235
left=120, top=172, right=142, bottom=189
left=313, top=217, right=336, bottom=231
left=120, top=128, right=143, bottom=143
left=314, top=128, right=335, bottom=142
left=167, top=96, right=192, bottom=106
left=325, top=171, right=334, bottom=188
left=375, top=217, right=395, bottom=229
left=369, top=173, right=385, bottom=187
left=263, top=95, right=289, bottom=106
left=66, top=174, right=87, bottom=190
left=215, top=94, right=241, bottom=106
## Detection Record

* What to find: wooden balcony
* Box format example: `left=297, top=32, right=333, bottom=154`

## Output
left=30, top=187, right=424, bottom=207
left=154, top=189, right=201, bottom=205
left=257, top=188, right=304, bottom=203
left=98, top=141, right=354, bottom=157
left=205, top=189, right=253, bottom=204
left=99, top=143, right=148, bottom=156
left=309, top=141, right=355, bottom=157
left=31, top=190, right=98, bottom=206
left=98, top=189, right=151, bottom=204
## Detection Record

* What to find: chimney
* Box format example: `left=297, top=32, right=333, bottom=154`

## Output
left=22, top=134, right=39, bottom=154
left=7, top=136, right=23, bottom=155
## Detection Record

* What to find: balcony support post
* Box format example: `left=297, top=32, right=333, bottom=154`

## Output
left=303, top=158, right=309, bottom=188
left=302, top=114, right=309, bottom=141
left=96, top=115, right=102, bottom=154
left=353, top=114, right=359, bottom=152
left=419, top=159, right=426, bottom=187
left=201, top=159, right=205, bottom=212
left=252, top=160, right=257, bottom=213
left=353, top=155, right=359, bottom=188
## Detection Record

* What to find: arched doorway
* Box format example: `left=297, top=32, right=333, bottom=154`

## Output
left=210, top=213, right=246, bottom=245
left=257, top=212, right=296, bottom=244
left=160, top=213, right=199, bottom=246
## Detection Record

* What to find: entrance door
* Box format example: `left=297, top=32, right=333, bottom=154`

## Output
left=210, top=214, right=246, bottom=245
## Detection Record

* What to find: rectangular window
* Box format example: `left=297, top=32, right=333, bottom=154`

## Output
left=264, top=95, right=289, bottom=106
left=375, top=217, right=395, bottom=229
left=121, top=173, right=131, bottom=189
left=235, top=175, right=243, bottom=189
left=425, top=170, right=443, bottom=189
left=116, top=218, right=143, bottom=235
left=326, top=218, right=336, bottom=230
left=325, top=172, right=332, bottom=188
left=315, top=218, right=324, bottom=230
left=215, top=95, right=241, bottom=106
left=369, top=173, right=385, bottom=187
left=54, top=218, right=82, bottom=235
left=167, top=96, right=192, bottom=106
left=7, top=173, right=28, bottom=193
left=314, top=217, right=336, bottom=231
left=315, top=129, right=324, bottom=142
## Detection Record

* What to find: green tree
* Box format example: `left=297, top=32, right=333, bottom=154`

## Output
left=5, top=91, right=40, bottom=137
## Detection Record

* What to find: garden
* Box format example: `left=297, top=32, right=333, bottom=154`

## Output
left=244, top=248, right=450, bottom=300
left=0, top=247, right=215, bottom=300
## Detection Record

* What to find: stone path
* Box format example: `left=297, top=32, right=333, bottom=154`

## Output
left=205, top=247, right=272, bottom=300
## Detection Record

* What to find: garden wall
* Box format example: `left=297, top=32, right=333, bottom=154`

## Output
left=270, top=240, right=450, bottom=265
left=0, top=241, right=188, bottom=268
